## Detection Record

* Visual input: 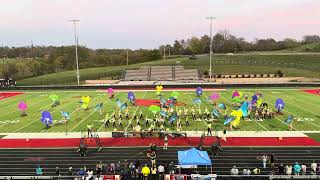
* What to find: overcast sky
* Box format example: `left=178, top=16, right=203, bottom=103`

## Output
left=0, top=0, right=319, bottom=49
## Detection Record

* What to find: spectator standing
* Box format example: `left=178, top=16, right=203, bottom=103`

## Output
left=96, top=162, right=102, bottom=175
left=55, top=167, right=60, bottom=176
left=286, top=164, right=292, bottom=175
left=142, top=164, right=150, bottom=180
left=301, top=163, right=307, bottom=175
left=311, top=160, right=317, bottom=175
left=36, top=165, right=43, bottom=175
left=270, top=153, right=275, bottom=168
left=67, top=167, right=73, bottom=175
left=158, top=164, right=165, bottom=180
left=230, top=166, right=239, bottom=175
left=86, top=169, right=94, bottom=180
left=87, top=123, right=93, bottom=137
left=151, top=166, right=157, bottom=180
left=278, top=163, right=285, bottom=175
left=163, top=135, right=168, bottom=150
left=129, top=161, right=136, bottom=177
left=294, top=162, right=301, bottom=176
left=262, top=155, right=268, bottom=168
left=168, top=162, right=175, bottom=174
left=136, top=165, right=142, bottom=180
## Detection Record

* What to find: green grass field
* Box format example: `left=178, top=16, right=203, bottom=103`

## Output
left=0, top=88, right=320, bottom=133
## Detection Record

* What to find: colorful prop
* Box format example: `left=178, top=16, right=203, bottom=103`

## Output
left=192, top=98, right=201, bottom=104
left=210, top=93, right=220, bottom=100
left=275, top=98, right=285, bottom=112
left=18, top=101, right=28, bottom=111
left=156, top=85, right=163, bottom=95
left=160, top=110, right=168, bottom=117
left=240, top=101, right=249, bottom=118
left=49, top=94, right=59, bottom=101
left=149, top=105, right=161, bottom=114
left=40, top=111, right=53, bottom=128
left=81, top=96, right=91, bottom=110
left=18, top=101, right=28, bottom=116
left=284, top=115, right=293, bottom=124
left=169, top=114, right=177, bottom=123
left=230, top=110, right=243, bottom=128
left=212, top=109, right=220, bottom=118
left=218, top=103, right=226, bottom=109
left=252, top=95, right=258, bottom=102
left=116, top=99, right=127, bottom=111
left=196, top=87, right=203, bottom=97
left=106, top=88, right=115, bottom=99
left=61, top=111, right=70, bottom=120
left=232, top=91, right=240, bottom=98
left=127, top=91, right=136, bottom=103
left=224, top=116, right=235, bottom=125
left=95, top=103, right=103, bottom=111
left=170, top=91, right=180, bottom=98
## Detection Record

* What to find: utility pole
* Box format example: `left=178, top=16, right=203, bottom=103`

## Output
left=163, top=46, right=166, bottom=61
left=31, top=41, right=34, bottom=59
left=68, top=19, right=80, bottom=86
left=126, top=49, right=129, bottom=66
left=206, top=16, right=215, bottom=83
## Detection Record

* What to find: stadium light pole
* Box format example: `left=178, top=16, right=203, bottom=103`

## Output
left=206, top=16, right=215, bottom=83
left=126, top=49, right=129, bottom=65
left=69, top=19, right=80, bottom=86
left=163, top=46, right=166, bottom=61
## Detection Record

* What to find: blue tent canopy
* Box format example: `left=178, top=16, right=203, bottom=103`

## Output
left=178, top=148, right=212, bottom=166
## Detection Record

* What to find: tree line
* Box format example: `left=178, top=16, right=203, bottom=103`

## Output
left=160, top=32, right=320, bottom=55
left=0, top=32, right=319, bottom=80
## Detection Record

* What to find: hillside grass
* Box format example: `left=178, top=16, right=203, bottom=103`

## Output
left=17, top=53, right=320, bottom=85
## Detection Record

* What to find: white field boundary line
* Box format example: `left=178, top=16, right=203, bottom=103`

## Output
left=12, top=95, right=77, bottom=133
left=221, top=91, right=269, bottom=131
left=124, top=91, right=149, bottom=132
left=263, top=91, right=320, bottom=130
left=67, top=96, right=101, bottom=133
left=246, top=90, right=300, bottom=131
left=279, top=90, right=320, bottom=108
left=0, top=94, right=48, bottom=119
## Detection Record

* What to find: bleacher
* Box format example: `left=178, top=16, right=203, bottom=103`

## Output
left=0, top=146, right=319, bottom=178
left=123, top=66, right=200, bottom=81
left=124, top=68, right=149, bottom=81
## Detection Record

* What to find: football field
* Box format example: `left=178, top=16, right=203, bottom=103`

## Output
left=0, top=88, right=320, bottom=133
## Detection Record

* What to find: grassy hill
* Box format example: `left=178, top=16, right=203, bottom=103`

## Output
left=17, top=52, right=320, bottom=85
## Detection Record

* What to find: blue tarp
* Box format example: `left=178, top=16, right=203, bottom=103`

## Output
left=178, top=148, right=212, bottom=166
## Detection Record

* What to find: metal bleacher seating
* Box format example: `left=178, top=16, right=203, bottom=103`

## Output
left=123, top=66, right=200, bottom=81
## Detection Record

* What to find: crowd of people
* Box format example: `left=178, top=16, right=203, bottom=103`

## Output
left=230, top=153, right=319, bottom=176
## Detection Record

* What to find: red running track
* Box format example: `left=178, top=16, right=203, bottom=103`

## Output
left=0, top=137, right=319, bottom=148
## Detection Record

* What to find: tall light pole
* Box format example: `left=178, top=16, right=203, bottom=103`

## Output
left=126, top=49, right=129, bottom=65
left=69, top=19, right=80, bottom=86
left=206, top=17, right=215, bottom=83
left=163, top=46, right=166, bottom=61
